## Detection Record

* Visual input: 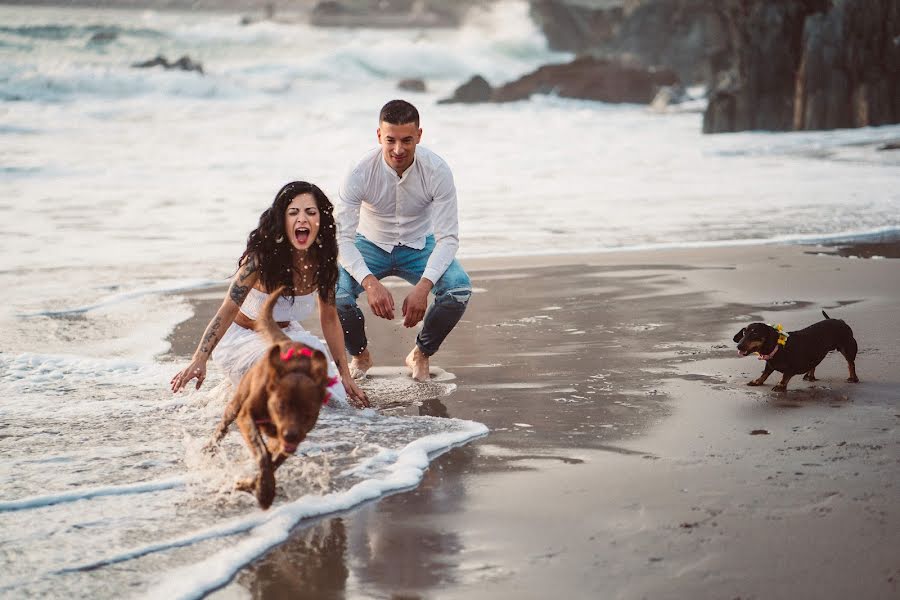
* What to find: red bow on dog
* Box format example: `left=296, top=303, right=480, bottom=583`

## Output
left=280, top=347, right=313, bottom=362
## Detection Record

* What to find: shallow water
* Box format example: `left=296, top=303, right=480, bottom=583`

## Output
left=0, top=357, right=484, bottom=598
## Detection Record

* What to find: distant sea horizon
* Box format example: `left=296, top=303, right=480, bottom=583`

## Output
left=0, top=0, right=317, bottom=12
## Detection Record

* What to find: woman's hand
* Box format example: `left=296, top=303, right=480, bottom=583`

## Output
left=171, top=358, right=207, bottom=393
left=343, top=377, right=370, bottom=409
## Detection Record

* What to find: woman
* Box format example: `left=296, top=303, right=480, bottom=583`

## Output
left=171, top=181, right=369, bottom=408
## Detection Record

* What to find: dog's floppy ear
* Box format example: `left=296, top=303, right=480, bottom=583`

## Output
left=733, top=328, right=746, bottom=343
left=267, top=345, right=287, bottom=373
left=308, top=350, right=329, bottom=387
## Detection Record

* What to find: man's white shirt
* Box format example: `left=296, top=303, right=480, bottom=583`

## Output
left=337, top=145, right=460, bottom=285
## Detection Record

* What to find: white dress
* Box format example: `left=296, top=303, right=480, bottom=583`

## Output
left=211, top=288, right=348, bottom=407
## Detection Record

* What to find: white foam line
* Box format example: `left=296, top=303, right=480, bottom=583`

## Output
left=17, top=279, right=221, bottom=317
left=457, top=225, right=900, bottom=261
left=0, top=476, right=187, bottom=512
left=120, top=420, right=486, bottom=600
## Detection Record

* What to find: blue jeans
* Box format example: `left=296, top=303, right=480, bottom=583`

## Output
left=336, top=234, right=471, bottom=357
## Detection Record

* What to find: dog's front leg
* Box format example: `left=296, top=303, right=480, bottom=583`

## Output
left=772, top=373, right=794, bottom=392
left=208, top=390, right=247, bottom=450
left=803, top=367, right=817, bottom=381
left=202, top=392, right=245, bottom=456
left=748, top=364, right=774, bottom=386
left=236, top=417, right=276, bottom=509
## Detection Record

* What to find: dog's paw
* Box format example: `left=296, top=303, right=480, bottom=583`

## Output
left=747, top=380, right=762, bottom=386
left=255, top=469, right=277, bottom=510
left=201, top=440, right=220, bottom=456
left=802, top=374, right=817, bottom=381
left=847, top=376, right=860, bottom=383
left=235, top=476, right=257, bottom=493
left=772, top=384, right=787, bottom=392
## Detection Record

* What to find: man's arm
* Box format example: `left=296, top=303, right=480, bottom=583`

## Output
left=421, top=163, right=459, bottom=285
left=337, top=162, right=395, bottom=320
left=402, top=161, right=459, bottom=328
left=336, top=170, right=374, bottom=284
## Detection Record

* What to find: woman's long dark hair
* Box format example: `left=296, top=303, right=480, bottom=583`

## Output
left=239, top=181, right=339, bottom=304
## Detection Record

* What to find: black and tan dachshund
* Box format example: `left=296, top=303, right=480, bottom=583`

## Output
left=733, top=311, right=859, bottom=392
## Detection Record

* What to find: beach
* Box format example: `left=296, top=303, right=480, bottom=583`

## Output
left=174, top=241, right=899, bottom=599
left=2, top=3, right=899, bottom=597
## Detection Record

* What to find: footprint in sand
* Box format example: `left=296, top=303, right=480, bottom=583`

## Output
left=356, top=366, right=456, bottom=411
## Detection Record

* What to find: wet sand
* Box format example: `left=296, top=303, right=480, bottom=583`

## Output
left=170, top=242, right=900, bottom=600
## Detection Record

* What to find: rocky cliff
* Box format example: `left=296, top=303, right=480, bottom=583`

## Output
left=529, top=0, right=731, bottom=86
left=530, top=0, right=900, bottom=133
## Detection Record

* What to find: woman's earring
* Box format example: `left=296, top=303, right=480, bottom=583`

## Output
left=316, top=237, right=322, bottom=247
left=275, top=235, right=284, bottom=243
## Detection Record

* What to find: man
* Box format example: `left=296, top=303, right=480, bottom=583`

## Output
left=336, top=99, right=471, bottom=382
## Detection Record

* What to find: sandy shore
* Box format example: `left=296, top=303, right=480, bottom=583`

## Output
left=170, top=242, right=900, bottom=600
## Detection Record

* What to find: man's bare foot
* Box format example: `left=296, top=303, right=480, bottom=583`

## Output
left=405, top=346, right=430, bottom=382
left=349, top=349, right=373, bottom=379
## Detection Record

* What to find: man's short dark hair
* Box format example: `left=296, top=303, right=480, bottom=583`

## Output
left=379, top=99, right=419, bottom=127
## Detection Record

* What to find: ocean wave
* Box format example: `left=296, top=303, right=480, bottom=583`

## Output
left=0, top=23, right=165, bottom=43
left=18, top=278, right=220, bottom=318
left=455, top=226, right=900, bottom=261
left=1, top=0, right=566, bottom=103
left=0, top=476, right=187, bottom=512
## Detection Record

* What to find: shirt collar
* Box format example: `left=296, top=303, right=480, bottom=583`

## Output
left=380, top=152, right=417, bottom=180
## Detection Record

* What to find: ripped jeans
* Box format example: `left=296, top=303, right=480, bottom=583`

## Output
left=336, top=234, right=471, bottom=357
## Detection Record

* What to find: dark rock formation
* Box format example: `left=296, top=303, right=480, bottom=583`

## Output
left=529, top=0, right=622, bottom=54
left=529, top=0, right=731, bottom=85
left=704, top=0, right=899, bottom=133
left=437, top=75, right=492, bottom=104
left=397, top=78, right=426, bottom=92
left=132, top=55, right=204, bottom=74
left=529, top=0, right=898, bottom=133
left=87, top=30, right=117, bottom=44
left=703, top=0, right=821, bottom=133
left=614, top=1, right=731, bottom=86
left=793, top=0, right=900, bottom=131
left=439, top=57, right=677, bottom=105
left=491, top=56, right=677, bottom=104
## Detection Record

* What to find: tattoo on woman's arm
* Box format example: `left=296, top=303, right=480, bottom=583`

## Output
left=230, top=256, right=257, bottom=305
left=230, top=282, right=249, bottom=306
left=200, top=316, right=222, bottom=355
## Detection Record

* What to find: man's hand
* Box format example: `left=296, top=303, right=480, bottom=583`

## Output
left=363, top=276, right=395, bottom=320
left=402, top=279, right=432, bottom=328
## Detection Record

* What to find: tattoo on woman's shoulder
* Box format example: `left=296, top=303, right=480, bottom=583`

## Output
left=238, top=255, right=258, bottom=281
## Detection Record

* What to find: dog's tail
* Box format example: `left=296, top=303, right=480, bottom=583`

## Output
left=256, top=286, right=292, bottom=344
left=822, top=310, right=831, bottom=320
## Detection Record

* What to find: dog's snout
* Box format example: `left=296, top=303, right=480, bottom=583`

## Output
left=283, top=429, right=302, bottom=445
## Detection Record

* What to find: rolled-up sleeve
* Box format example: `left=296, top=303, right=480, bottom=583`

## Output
left=336, top=169, right=373, bottom=284
left=421, top=165, right=459, bottom=285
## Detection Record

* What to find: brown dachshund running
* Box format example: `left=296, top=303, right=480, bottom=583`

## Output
left=733, top=310, right=859, bottom=392
left=210, top=286, right=330, bottom=509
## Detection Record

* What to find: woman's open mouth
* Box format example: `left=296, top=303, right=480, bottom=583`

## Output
left=294, top=226, right=310, bottom=245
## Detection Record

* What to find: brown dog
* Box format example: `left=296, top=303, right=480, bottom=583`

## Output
left=210, top=286, right=330, bottom=509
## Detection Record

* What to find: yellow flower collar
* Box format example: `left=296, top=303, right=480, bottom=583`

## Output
left=772, top=324, right=790, bottom=346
